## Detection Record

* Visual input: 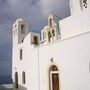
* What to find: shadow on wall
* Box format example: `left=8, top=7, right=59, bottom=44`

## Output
left=13, top=82, right=27, bottom=90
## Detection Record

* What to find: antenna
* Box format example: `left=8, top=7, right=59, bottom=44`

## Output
left=53, top=13, right=62, bottom=20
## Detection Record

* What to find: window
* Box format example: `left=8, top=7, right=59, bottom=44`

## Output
left=33, top=36, right=38, bottom=45
left=52, top=30, right=55, bottom=37
left=49, top=65, right=60, bottom=90
left=21, top=24, right=25, bottom=34
left=20, top=49, right=22, bottom=60
left=21, top=24, right=24, bottom=29
left=15, top=72, right=18, bottom=88
left=82, top=0, right=87, bottom=8
left=49, top=18, right=52, bottom=27
left=22, top=71, right=26, bottom=84
left=80, top=0, right=87, bottom=10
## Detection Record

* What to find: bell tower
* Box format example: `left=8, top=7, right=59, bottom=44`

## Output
left=41, top=13, right=59, bottom=43
left=69, top=0, right=88, bottom=15
left=47, top=13, right=58, bottom=42
left=13, top=18, right=28, bottom=45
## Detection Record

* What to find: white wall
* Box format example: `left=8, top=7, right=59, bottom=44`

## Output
left=12, top=33, right=40, bottom=90
left=69, top=0, right=81, bottom=15
left=13, top=31, right=90, bottom=90
left=69, top=0, right=90, bottom=15
left=39, top=32, right=90, bottom=90
left=60, top=10, right=90, bottom=40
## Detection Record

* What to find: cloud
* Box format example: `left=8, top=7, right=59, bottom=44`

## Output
left=7, top=0, right=44, bottom=32
left=0, top=24, right=12, bottom=44
left=0, top=42, right=12, bottom=76
left=40, top=0, right=70, bottom=19
left=0, top=0, right=70, bottom=45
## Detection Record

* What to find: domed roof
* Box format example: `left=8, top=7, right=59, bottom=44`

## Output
left=16, top=18, right=24, bottom=22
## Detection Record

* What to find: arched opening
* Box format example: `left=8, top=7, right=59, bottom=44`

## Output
left=22, top=71, right=26, bottom=84
left=15, top=72, right=18, bottom=88
left=49, top=65, right=60, bottom=90
left=49, top=18, right=52, bottom=27
left=21, top=24, right=25, bottom=34
left=33, top=36, right=38, bottom=45
left=48, top=31, right=52, bottom=42
left=52, top=29, right=55, bottom=37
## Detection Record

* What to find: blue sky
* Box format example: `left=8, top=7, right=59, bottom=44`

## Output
left=0, top=0, right=70, bottom=77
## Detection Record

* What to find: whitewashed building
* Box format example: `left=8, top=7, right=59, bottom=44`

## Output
left=12, top=0, right=90, bottom=90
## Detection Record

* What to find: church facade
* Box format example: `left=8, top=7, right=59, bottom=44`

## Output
left=12, top=0, right=90, bottom=90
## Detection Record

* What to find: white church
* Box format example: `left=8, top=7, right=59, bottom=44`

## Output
left=12, top=0, right=90, bottom=90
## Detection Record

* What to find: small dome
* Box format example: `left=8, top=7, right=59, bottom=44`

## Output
left=16, top=18, right=24, bottom=22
